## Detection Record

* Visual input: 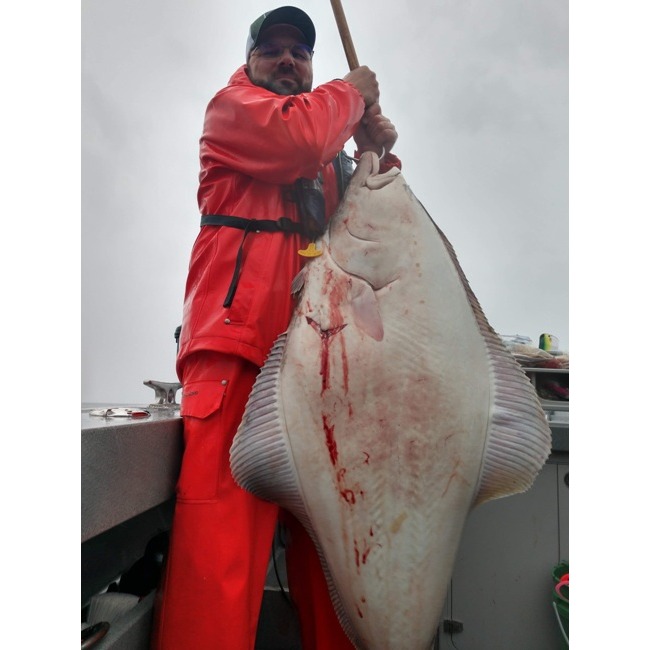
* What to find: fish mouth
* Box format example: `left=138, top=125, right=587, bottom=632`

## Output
left=365, top=164, right=401, bottom=190
left=355, top=151, right=402, bottom=190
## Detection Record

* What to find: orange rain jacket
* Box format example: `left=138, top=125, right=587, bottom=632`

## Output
left=177, top=65, right=400, bottom=373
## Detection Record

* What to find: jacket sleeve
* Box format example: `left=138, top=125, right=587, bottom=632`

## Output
left=200, top=76, right=366, bottom=185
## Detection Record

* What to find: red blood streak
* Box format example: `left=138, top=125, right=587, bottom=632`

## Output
left=340, top=489, right=356, bottom=504
left=320, top=337, right=330, bottom=393
left=340, top=334, right=349, bottom=393
left=354, top=539, right=372, bottom=568
left=322, top=415, right=338, bottom=466
left=306, top=316, right=346, bottom=394
left=336, top=468, right=358, bottom=505
left=441, top=459, right=461, bottom=497
left=356, top=605, right=364, bottom=618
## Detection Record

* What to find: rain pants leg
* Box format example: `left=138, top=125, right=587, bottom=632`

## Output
left=151, top=352, right=278, bottom=650
left=151, top=350, right=355, bottom=650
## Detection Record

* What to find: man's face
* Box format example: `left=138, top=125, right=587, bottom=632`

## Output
left=246, top=24, right=314, bottom=95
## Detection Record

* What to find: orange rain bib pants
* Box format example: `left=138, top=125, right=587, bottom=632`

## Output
left=151, top=351, right=354, bottom=649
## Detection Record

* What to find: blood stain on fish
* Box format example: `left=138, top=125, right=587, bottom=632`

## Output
left=336, top=468, right=357, bottom=505
left=323, top=415, right=338, bottom=466
left=306, top=316, right=347, bottom=394
left=324, top=439, right=362, bottom=506
left=340, top=334, right=349, bottom=393
left=354, top=538, right=374, bottom=574
left=441, top=458, right=470, bottom=497
left=341, top=489, right=356, bottom=504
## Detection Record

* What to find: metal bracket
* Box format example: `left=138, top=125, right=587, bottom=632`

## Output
left=443, top=619, right=464, bottom=634
left=143, top=380, right=182, bottom=409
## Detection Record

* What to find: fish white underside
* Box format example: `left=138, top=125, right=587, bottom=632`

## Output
left=230, top=153, right=551, bottom=650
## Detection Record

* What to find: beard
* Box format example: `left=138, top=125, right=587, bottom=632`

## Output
left=248, top=65, right=313, bottom=96
left=264, top=78, right=310, bottom=95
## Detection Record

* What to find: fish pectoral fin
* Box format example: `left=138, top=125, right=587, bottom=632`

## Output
left=350, top=279, right=384, bottom=341
left=290, top=267, right=307, bottom=296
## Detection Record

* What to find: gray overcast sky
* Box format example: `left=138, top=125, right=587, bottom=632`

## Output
left=81, top=0, right=568, bottom=406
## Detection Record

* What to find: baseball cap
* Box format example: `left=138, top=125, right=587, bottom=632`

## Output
left=246, top=6, right=316, bottom=59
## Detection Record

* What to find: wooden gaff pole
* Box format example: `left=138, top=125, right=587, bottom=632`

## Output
left=329, top=0, right=359, bottom=70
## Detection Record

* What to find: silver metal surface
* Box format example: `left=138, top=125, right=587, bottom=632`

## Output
left=143, top=380, right=182, bottom=408
left=81, top=405, right=182, bottom=542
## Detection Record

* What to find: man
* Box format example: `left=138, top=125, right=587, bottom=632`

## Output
left=151, top=6, right=400, bottom=649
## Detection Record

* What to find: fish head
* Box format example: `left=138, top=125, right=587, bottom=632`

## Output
left=328, top=151, right=418, bottom=291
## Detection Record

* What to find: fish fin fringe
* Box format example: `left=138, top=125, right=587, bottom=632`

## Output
left=430, top=218, right=552, bottom=507
left=290, top=267, right=307, bottom=296
left=312, top=539, right=364, bottom=649
left=229, top=334, right=308, bottom=517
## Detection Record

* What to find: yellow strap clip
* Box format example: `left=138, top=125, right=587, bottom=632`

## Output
left=298, top=242, right=323, bottom=257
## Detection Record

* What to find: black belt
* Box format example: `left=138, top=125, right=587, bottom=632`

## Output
left=200, top=214, right=307, bottom=234
left=200, top=214, right=307, bottom=307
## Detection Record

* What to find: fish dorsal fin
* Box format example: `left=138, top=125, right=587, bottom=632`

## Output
left=428, top=216, right=552, bottom=507
left=230, top=334, right=307, bottom=515
left=472, top=334, right=552, bottom=506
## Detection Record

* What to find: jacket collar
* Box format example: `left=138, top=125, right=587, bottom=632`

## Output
left=228, top=65, right=255, bottom=87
